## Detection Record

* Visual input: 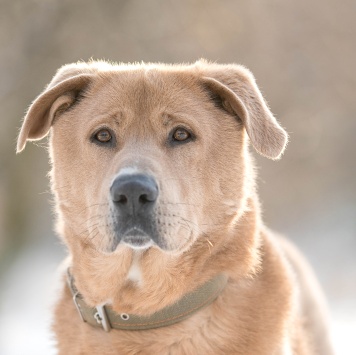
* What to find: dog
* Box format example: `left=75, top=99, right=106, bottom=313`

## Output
left=17, top=60, right=334, bottom=354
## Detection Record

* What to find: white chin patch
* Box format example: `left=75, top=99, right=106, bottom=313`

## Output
left=123, top=240, right=153, bottom=251
left=127, top=251, right=143, bottom=284
left=122, top=227, right=154, bottom=250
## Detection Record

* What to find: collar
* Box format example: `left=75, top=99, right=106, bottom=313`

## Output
left=67, top=269, right=227, bottom=332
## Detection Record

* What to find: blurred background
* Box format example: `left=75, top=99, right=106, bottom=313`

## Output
left=0, top=0, right=355, bottom=354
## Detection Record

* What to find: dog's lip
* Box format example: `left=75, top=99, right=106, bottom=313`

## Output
left=122, top=228, right=153, bottom=249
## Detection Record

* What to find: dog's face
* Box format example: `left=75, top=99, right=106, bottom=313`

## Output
left=17, top=61, right=287, bottom=256
left=47, top=69, right=250, bottom=254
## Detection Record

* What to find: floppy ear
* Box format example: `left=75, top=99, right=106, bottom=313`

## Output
left=199, top=63, right=288, bottom=160
left=17, top=64, right=95, bottom=153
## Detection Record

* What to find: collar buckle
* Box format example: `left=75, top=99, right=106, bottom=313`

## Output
left=94, top=304, right=111, bottom=332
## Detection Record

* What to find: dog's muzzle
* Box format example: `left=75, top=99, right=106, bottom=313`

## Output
left=110, top=173, right=159, bottom=250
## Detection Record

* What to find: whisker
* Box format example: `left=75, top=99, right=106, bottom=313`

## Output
left=176, top=217, right=215, bottom=253
left=82, top=226, right=101, bottom=244
left=76, top=202, right=109, bottom=216
left=161, top=201, right=201, bottom=207
left=74, top=222, right=101, bottom=240
left=50, top=183, right=72, bottom=192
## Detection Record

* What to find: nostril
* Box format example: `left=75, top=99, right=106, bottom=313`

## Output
left=118, top=195, right=128, bottom=204
left=139, top=194, right=149, bottom=204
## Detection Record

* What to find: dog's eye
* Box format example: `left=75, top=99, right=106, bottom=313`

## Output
left=94, top=129, right=112, bottom=143
left=172, top=127, right=191, bottom=142
left=92, top=128, right=113, bottom=144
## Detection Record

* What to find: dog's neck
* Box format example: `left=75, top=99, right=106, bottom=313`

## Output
left=66, top=267, right=228, bottom=331
left=66, top=196, right=262, bottom=316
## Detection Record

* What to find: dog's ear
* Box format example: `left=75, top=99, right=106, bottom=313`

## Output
left=198, top=62, right=288, bottom=160
left=17, top=63, right=95, bottom=153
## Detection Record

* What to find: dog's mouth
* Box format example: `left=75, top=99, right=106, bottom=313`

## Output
left=110, top=211, right=160, bottom=251
left=107, top=207, right=195, bottom=254
left=122, top=228, right=154, bottom=250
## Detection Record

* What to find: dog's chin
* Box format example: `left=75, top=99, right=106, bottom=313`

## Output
left=121, top=228, right=154, bottom=250
left=122, top=235, right=154, bottom=251
left=101, top=227, right=195, bottom=254
left=103, top=228, right=156, bottom=252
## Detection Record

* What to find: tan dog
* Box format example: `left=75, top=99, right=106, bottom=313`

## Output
left=18, top=60, right=334, bottom=354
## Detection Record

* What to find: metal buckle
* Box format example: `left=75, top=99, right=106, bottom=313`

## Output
left=94, top=304, right=111, bottom=332
left=73, top=291, right=86, bottom=323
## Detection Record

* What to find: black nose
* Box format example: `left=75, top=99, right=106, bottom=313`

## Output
left=110, top=174, right=158, bottom=214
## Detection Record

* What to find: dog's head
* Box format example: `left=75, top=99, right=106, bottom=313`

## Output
left=17, top=60, right=287, bottom=256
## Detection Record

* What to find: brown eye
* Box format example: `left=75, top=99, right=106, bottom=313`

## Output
left=95, top=129, right=112, bottom=143
left=173, top=127, right=191, bottom=142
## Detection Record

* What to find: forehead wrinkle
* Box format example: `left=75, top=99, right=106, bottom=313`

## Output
left=162, top=113, right=173, bottom=126
left=123, top=105, right=159, bottom=142
left=112, top=111, right=122, bottom=126
left=108, top=70, right=201, bottom=130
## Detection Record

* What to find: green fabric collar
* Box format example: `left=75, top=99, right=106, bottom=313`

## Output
left=67, top=269, right=227, bottom=332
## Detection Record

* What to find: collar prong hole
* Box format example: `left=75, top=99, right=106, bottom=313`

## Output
left=121, top=313, right=129, bottom=320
